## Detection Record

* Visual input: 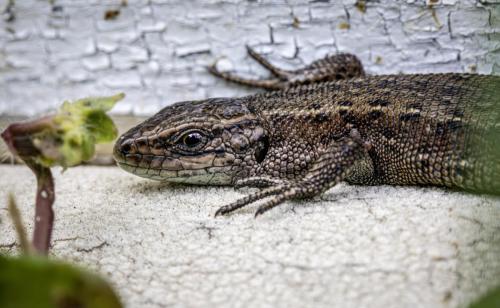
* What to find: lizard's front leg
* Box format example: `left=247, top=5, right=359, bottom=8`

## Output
left=215, top=129, right=371, bottom=217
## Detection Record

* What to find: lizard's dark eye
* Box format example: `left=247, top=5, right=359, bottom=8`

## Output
left=183, top=132, right=203, bottom=147
left=175, top=130, right=208, bottom=151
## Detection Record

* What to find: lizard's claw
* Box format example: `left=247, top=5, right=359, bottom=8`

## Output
left=214, top=206, right=229, bottom=217
left=214, top=185, right=288, bottom=217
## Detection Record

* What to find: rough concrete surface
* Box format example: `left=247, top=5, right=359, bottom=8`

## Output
left=0, top=165, right=499, bottom=308
left=1, top=0, right=499, bottom=116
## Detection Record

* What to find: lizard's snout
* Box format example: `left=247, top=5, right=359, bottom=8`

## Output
left=113, top=137, right=137, bottom=164
left=113, top=135, right=168, bottom=171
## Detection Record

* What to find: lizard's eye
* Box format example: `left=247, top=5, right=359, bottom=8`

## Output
left=175, top=130, right=207, bottom=151
left=183, top=132, right=203, bottom=147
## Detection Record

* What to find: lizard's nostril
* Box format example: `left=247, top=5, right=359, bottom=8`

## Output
left=120, top=139, right=134, bottom=154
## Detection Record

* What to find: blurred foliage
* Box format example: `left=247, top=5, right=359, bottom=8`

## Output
left=37, top=93, right=124, bottom=168
left=1, top=93, right=124, bottom=169
left=0, top=254, right=122, bottom=308
left=469, top=285, right=500, bottom=308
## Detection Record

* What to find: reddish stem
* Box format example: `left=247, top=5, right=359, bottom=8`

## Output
left=25, top=159, right=55, bottom=255
left=1, top=119, right=56, bottom=255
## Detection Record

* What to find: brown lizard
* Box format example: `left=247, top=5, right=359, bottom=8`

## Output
left=113, top=46, right=500, bottom=217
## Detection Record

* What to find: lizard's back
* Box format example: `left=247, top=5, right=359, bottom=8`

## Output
left=249, top=73, right=500, bottom=194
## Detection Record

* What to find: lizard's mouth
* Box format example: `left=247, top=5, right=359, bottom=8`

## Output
left=115, top=160, right=233, bottom=185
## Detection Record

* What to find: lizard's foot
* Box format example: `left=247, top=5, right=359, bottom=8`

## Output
left=214, top=183, right=311, bottom=218
left=208, top=45, right=365, bottom=90
left=208, top=45, right=290, bottom=90
left=214, top=184, right=289, bottom=217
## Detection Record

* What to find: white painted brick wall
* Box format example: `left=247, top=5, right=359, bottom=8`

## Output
left=0, top=0, right=499, bottom=116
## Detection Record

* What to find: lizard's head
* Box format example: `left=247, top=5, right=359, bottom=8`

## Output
left=113, top=98, right=269, bottom=185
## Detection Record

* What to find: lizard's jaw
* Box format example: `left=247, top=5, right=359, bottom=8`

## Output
left=113, top=138, right=234, bottom=185
left=115, top=160, right=233, bottom=185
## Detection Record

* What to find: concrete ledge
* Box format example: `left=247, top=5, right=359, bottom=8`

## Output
left=1, top=165, right=500, bottom=307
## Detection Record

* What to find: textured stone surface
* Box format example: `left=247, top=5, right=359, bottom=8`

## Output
left=0, top=165, right=499, bottom=307
left=0, top=0, right=499, bottom=116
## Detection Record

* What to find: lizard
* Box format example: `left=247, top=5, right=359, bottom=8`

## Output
left=113, top=46, right=500, bottom=217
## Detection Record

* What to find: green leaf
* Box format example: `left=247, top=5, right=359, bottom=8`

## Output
left=62, top=93, right=125, bottom=113
left=85, top=111, right=118, bottom=143
left=0, top=255, right=122, bottom=308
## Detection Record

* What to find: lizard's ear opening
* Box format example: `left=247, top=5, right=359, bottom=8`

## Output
left=254, top=134, right=269, bottom=163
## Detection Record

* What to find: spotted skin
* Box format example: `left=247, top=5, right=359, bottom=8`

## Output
left=114, top=50, right=500, bottom=216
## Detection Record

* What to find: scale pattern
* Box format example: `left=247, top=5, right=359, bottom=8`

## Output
left=114, top=51, right=500, bottom=216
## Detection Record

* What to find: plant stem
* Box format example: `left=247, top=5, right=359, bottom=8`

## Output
left=2, top=118, right=56, bottom=255
left=24, top=159, right=55, bottom=255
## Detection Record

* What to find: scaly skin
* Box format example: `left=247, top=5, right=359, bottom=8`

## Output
left=113, top=50, right=500, bottom=217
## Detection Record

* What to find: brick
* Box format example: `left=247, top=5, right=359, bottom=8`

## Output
left=175, top=43, right=211, bottom=58
left=137, top=20, right=167, bottom=33
left=138, top=60, right=161, bottom=76
left=96, top=38, right=119, bottom=53
left=162, top=21, right=208, bottom=45
left=83, top=54, right=111, bottom=71
left=46, top=38, right=95, bottom=61
left=310, top=3, right=346, bottom=21
left=111, top=45, right=149, bottom=69
left=450, top=8, right=491, bottom=36
left=101, top=71, right=142, bottom=88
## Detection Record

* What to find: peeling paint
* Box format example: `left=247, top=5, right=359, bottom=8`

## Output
left=0, top=0, right=499, bottom=116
